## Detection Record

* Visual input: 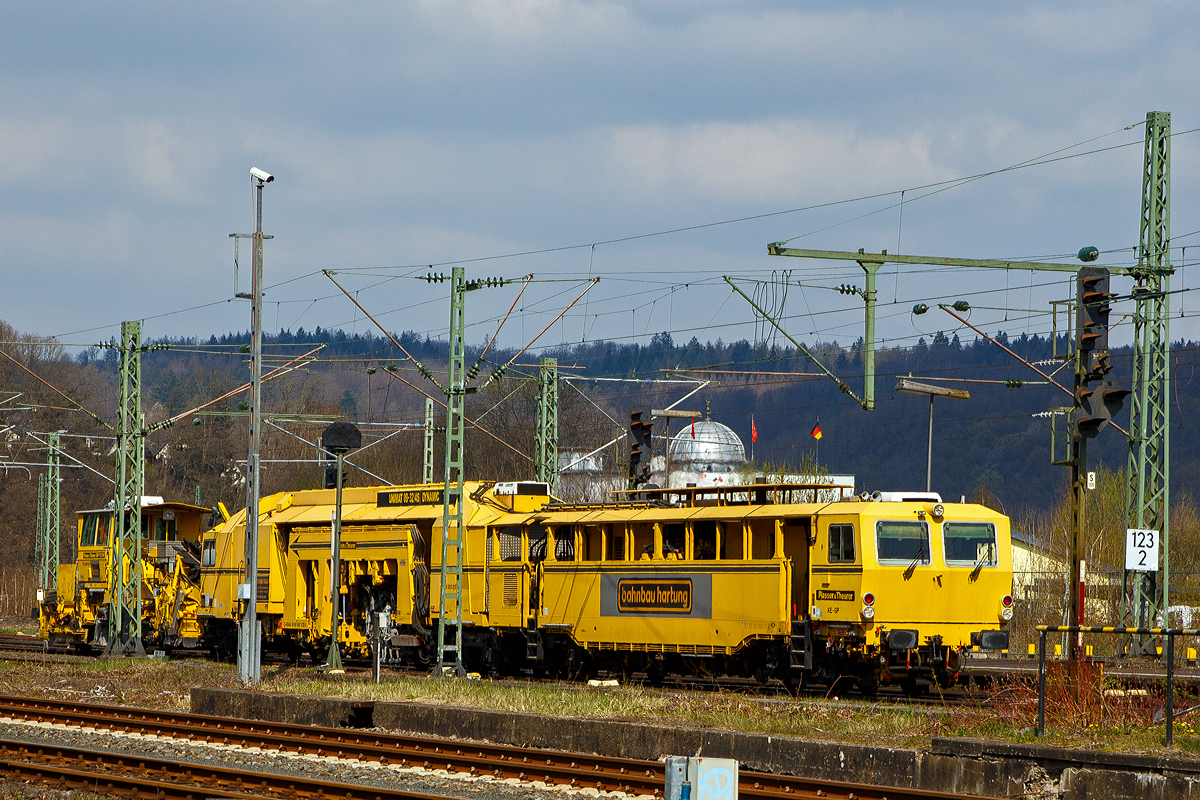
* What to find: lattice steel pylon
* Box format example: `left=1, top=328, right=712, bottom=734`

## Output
left=36, top=432, right=61, bottom=597
left=108, top=320, right=145, bottom=655
left=423, top=397, right=435, bottom=485
left=536, top=357, right=558, bottom=494
left=35, top=473, right=46, bottom=592
left=1123, top=111, right=1173, bottom=651
left=434, top=267, right=469, bottom=677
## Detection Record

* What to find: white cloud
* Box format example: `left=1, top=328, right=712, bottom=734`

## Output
left=606, top=120, right=953, bottom=203
left=0, top=119, right=74, bottom=185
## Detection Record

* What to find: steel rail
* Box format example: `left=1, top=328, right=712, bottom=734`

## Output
left=0, top=737, right=451, bottom=799
left=0, top=695, right=986, bottom=799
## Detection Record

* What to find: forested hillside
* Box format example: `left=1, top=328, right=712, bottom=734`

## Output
left=4, top=318, right=1200, bottom=605
left=41, top=322, right=1200, bottom=517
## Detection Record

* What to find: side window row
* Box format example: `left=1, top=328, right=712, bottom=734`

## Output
left=831, top=520, right=999, bottom=567
left=487, top=521, right=788, bottom=562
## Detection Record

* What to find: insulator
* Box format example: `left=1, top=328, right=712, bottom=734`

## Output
left=952, top=301, right=970, bottom=312
left=1003, top=379, right=1023, bottom=389
left=912, top=303, right=929, bottom=315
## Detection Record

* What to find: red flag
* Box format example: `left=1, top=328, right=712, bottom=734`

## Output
left=751, top=418, right=758, bottom=443
left=690, top=419, right=695, bottom=439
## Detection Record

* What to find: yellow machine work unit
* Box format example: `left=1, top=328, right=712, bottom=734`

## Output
left=198, top=480, right=1013, bottom=695
left=39, top=497, right=212, bottom=654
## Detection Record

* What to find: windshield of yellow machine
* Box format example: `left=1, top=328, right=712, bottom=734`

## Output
left=875, top=519, right=929, bottom=564
left=942, top=521, right=997, bottom=566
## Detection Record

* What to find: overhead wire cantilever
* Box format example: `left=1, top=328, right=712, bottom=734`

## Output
left=724, top=276, right=871, bottom=410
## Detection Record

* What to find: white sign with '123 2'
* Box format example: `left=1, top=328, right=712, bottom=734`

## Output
left=1125, top=528, right=1160, bottom=573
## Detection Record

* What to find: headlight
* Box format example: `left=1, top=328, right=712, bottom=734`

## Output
left=1000, top=606, right=1013, bottom=621
left=862, top=605, right=875, bottom=620
left=36, top=589, right=44, bottom=603
left=932, top=503, right=944, bottom=518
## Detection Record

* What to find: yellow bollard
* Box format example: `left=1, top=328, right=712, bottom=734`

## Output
left=1028, top=643, right=1036, bottom=655
left=1086, top=645, right=1093, bottom=657
left=1054, top=644, right=1062, bottom=656
left=1189, top=647, right=1196, bottom=660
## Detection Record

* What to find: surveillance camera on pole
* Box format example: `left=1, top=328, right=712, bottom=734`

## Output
left=237, top=167, right=273, bottom=686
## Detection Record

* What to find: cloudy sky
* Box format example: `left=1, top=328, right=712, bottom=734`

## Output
left=2, top=1, right=1198, bottom=355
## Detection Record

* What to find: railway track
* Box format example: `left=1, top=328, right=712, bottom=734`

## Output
left=0, top=694, right=986, bottom=799
left=0, top=737, right=452, bottom=799
left=0, top=634, right=68, bottom=654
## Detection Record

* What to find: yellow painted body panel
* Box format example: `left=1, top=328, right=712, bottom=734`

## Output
left=198, top=480, right=1012, bottom=681
left=40, top=501, right=210, bottom=649
left=808, top=503, right=1012, bottom=648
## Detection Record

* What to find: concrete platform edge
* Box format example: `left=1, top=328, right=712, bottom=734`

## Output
left=190, top=687, right=1200, bottom=799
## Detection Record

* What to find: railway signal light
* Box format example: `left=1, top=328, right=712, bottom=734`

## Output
left=1076, top=267, right=1112, bottom=353
left=323, top=465, right=345, bottom=489
left=1076, top=377, right=1131, bottom=438
left=628, top=406, right=653, bottom=489
left=1073, top=266, right=1128, bottom=439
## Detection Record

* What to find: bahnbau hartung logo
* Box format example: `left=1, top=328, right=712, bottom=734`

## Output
left=617, top=579, right=692, bottom=613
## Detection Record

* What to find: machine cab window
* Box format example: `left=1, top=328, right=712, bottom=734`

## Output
left=828, top=523, right=855, bottom=563
left=942, top=521, right=997, bottom=567
left=553, top=526, right=576, bottom=561
left=201, top=539, right=216, bottom=567
left=80, top=513, right=110, bottom=547
left=876, top=520, right=930, bottom=565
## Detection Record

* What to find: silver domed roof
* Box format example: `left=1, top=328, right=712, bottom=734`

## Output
left=669, top=420, right=746, bottom=467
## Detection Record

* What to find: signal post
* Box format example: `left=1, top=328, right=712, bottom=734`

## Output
left=1064, top=266, right=1128, bottom=669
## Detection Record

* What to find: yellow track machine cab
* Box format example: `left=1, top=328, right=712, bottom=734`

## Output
left=39, top=497, right=211, bottom=653
left=806, top=491, right=1012, bottom=695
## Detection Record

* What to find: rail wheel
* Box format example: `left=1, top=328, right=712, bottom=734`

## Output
left=644, top=663, right=667, bottom=686
left=855, top=673, right=879, bottom=699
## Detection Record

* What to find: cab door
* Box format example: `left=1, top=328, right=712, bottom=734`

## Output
left=781, top=517, right=810, bottom=620
left=811, top=515, right=862, bottom=621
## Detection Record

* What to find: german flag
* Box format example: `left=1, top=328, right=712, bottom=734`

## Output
left=811, top=423, right=823, bottom=440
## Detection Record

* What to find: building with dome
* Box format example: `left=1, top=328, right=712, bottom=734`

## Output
left=651, top=418, right=747, bottom=488
left=650, top=416, right=854, bottom=499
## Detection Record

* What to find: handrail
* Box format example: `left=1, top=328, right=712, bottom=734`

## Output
left=1036, top=625, right=1190, bottom=746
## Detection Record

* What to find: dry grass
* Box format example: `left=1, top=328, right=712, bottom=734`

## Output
left=0, top=655, right=1195, bottom=756
left=263, top=669, right=1196, bottom=754
left=0, top=655, right=238, bottom=712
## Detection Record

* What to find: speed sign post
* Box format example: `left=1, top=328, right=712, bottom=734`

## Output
left=1126, top=528, right=1160, bottom=573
